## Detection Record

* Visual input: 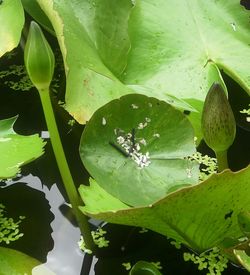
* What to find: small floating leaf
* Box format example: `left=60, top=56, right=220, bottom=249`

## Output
left=80, top=94, right=199, bottom=206
left=0, top=116, right=45, bottom=178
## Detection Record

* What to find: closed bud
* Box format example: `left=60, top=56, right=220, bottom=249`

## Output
left=201, top=82, right=236, bottom=153
left=24, top=21, right=55, bottom=91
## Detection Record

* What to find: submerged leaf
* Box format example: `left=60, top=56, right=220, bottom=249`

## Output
left=0, top=116, right=45, bottom=179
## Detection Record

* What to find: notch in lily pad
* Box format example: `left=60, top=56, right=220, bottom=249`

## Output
left=201, top=83, right=236, bottom=171
left=80, top=94, right=199, bottom=207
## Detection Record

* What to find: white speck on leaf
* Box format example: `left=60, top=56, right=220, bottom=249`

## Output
left=230, top=22, right=236, bottom=31
left=138, top=122, right=147, bottom=129
left=131, top=104, right=139, bottom=109
left=145, top=117, right=151, bottom=123
left=153, top=133, right=160, bottom=138
left=102, top=117, right=106, bottom=125
left=186, top=168, right=193, bottom=178
left=139, top=138, right=147, bottom=146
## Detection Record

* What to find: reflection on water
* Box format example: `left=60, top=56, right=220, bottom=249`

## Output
left=0, top=174, right=86, bottom=275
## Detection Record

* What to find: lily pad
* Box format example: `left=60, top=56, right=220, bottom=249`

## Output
left=0, top=116, right=45, bottom=179
left=234, top=249, right=250, bottom=272
left=79, top=165, right=250, bottom=252
left=37, top=0, right=133, bottom=124
left=80, top=94, right=199, bottom=206
left=0, top=0, right=24, bottom=57
left=37, top=0, right=250, bottom=140
left=21, top=0, right=54, bottom=35
left=0, top=247, right=55, bottom=275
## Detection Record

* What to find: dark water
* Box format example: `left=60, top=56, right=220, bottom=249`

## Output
left=0, top=36, right=250, bottom=275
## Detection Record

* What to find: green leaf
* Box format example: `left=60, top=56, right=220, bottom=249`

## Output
left=21, top=0, right=54, bottom=35
left=234, top=249, right=250, bottom=272
left=37, top=0, right=133, bottom=124
left=129, top=261, right=163, bottom=275
left=78, top=178, right=130, bottom=213
left=238, top=212, right=250, bottom=239
left=121, top=0, right=250, bottom=112
left=0, top=116, right=45, bottom=179
left=0, top=0, right=24, bottom=57
left=80, top=94, right=199, bottom=206
left=37, top=0, right=250, bottom=140
left=80, top=165, right=250, bottom=252
left=0, top=247, right=55, bottom=275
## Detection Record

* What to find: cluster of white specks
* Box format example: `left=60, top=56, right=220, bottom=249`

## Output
left=115, top=130, right=151, bottom=168
left=131, top=103, right=139, bottom=109
left=102, top=117, right=107, bottom=126
left=138, top=122, right=147, bottom=129
left=137, top=117, right=151, bottom=130
left=117, top=136, right=125, bottom=144
left=153, top=133, right=160, bottom=138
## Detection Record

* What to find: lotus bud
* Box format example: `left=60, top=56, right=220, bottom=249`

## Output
left=201, top=82, right=236, bottom=153
left=24, top=21, right=55, bottom=91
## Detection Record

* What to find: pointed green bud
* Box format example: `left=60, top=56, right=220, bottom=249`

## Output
left=24, top=21, right=55, bottom=91
left=201, top=82, right=236, bottom=153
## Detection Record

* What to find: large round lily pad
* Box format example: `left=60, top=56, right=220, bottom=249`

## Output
left=80, top=94, right=199, bottom=206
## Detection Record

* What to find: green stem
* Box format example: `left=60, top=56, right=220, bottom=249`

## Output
left=39, top=89, right=95, bottom=251
left=215, top=150, right=228, bottom=172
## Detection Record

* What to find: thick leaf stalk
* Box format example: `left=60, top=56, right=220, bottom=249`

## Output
left=24, top=21, right=94, bottom=251
left=201, top=83, right=236, bottom=171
